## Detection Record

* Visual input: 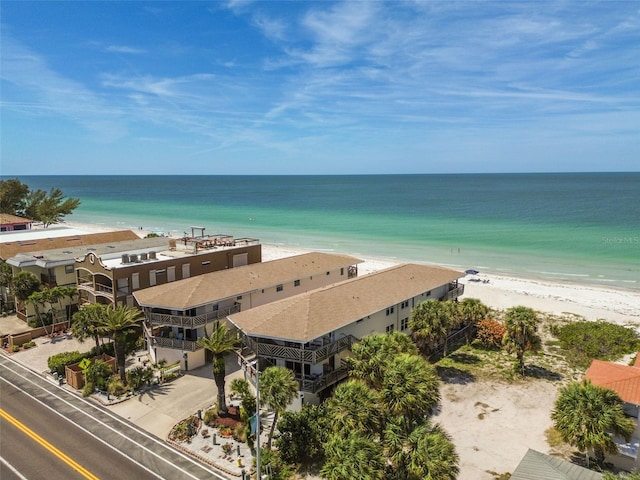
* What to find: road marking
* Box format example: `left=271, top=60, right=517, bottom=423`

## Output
left=0, top=357, right=229, bottom=480
left=0, top=456, right=29, bottom=480
left=0, top=408, right=99, bottom=480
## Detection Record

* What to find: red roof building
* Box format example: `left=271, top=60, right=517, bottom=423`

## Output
left=585, top=358, right=640, bottom=406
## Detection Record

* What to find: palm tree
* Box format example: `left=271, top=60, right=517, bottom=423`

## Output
left=380, top=353, right=441, bottom=427
left=259, top=366, right=299, bottom=449
left=409, top=299, right=454, bottom=356
left=321, top=432, right=385, bottom=480
left=384, top=420, right=459, bottom=480
left=552, top=380, right=634, bottom=466
left=502, top=305, right=542, bottom=375
left=196, top=322, right=239, bottom=415
left=72, top=303, right=108, bottom=352
left=27, top=290, right=51, bottom=334
left=325, top=379, right=382, bottom=437
left=99, top=304, right=142, bottom=384
left=13, top=271, right=40, bottom=318
left=458, top=297, right=489, bottom=342
left=347, top=331, right=418, bottom=389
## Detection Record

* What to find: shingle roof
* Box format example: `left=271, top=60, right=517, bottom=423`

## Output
left=0, top=230, right=140, bottom=260
left=0, top=214, right=33, bottom=225
left=227, top=263, right=463, bottom=343
left=511, top=449, right=602, bottom=480
left=585, top=358, right=640, bottom=405
left=133, top=252, right=363, bottom=310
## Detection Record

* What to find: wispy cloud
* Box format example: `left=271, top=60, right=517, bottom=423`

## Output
left=105, top=45, right=147, bottom=54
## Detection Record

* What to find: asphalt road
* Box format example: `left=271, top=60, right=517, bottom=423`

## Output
left=0, top=355, right=230, bottom=480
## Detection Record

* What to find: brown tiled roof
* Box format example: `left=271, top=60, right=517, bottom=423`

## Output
left=0, top=230, right=140, bottom=260
left=133, top=252, right=363, bottom=310
left=585, top=358, right=640, bottom=405
left=0, top=214, right=33, bottom=225
left=227, top=263, right=463, bottom=343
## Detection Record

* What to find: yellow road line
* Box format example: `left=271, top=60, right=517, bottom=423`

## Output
left=0, top=408, right=100, bottom=480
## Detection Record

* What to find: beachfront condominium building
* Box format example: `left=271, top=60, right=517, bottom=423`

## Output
left=2, top=229, right=140, bottom=321
left=133, top=252, right=362, bottom=371
left=227, top=263, right=465, bottom=408
left=75, top=234, right=261, bottom=309
left=585, top=358, right=640, bottom=471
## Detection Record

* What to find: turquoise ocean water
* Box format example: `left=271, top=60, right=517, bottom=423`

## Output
left=16, top=174, right=640, bottom=290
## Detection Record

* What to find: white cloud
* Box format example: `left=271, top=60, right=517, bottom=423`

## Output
left=105, top=45, right=147, bottom=54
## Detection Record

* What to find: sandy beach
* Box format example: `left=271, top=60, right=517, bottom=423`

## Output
left=57, top=220, right=640, bottom=478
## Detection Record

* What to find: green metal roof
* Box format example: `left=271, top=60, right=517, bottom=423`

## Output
left=511, top=449, right=602, bottom=480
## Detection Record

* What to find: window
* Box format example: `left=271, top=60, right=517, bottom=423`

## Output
left=401, top=300, right=409, bottom=309
left=132, top=272, right=140, bottom=290
left=386, top=324, right=395, bottom=333
left=167, top=266, right=176, bottom=282
left=202, top=261, right=211, bottom=266
left=149, top=270, right=157, bottom=286
left=182, top=263, right=190, bottom=279
left=65, top=265, right=74, bottom=274
left=326, top=271, right=330, bottom=276
left=400, top=318, right=409, bottom=331
left=276, top=284, right=283, bottom=292
left=340, top=268, right=344, bottom=276
left=386, top=306, right=395, bottom=316
left=426, top=290, right=432, bottom=297
left=294, top=279, right=300, bottom=287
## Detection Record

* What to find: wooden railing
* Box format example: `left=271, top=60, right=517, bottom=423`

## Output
left=243, top=334, right=357, bottom=364
left=150, top=336, right=199, bottom=352
left=299, top=366, right=350, bottom=393
left=147, top=305, right=240, bottom=328
left=442, top=283, right=465, bottom=301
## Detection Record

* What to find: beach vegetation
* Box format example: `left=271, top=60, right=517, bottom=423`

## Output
left=551, top=320, right=640, bottom=369
left=276, top=403, right=328, bottom=467
left=230, top=378, right=256, bottom=417
left=604, top=473, right=640, bottom=480
left=0, top=178, right=80, bottom=227
left=259, top=366, right=300, bottom=449
left=552, top=380, right=634, bottom=467
left=258, top=447, right=298, bottom=480
left=502, top=306, right=542, bottom=375
left=475, top=318, right=507, bottom=348
left=196, top=322, right=239, bottom=415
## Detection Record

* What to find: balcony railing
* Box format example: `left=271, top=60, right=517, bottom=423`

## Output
left=77, top=281, right=114, bottom=299
left=441, top=283, right=465, bottom=301
left=243, top=334, right=357, bottom=364
left=146, top=305, right=240, bottom=329
left=149, top=336, right=200, bottom=352
left=299, top=366, right=350, bottom=393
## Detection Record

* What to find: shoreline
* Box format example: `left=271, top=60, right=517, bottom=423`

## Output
left=56, top=219, right=640, bottom=327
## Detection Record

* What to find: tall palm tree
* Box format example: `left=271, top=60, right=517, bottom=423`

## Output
left=196, top=322, right=239, bottom=415
left=552, top=380, right=634, bottom=466
left=321, top=432, right=385, bottom=480
left=380, top=353, right=441, bottom=427
left=99, top=304, right=142, bottom=384
left=347, top=331, right=418, bottom=389
left=502, top=305, right=541, bottom=375
left=325, top=379, right=382, bottom=437
left=384, top=420, right=459, bottom=480
left=458, top=297, right=489, bottom=342
left=409, top=299, right=454, bottom=356
left=72, top=303, right=108, bottom=352
left=259, top=366, right=299, bottom=449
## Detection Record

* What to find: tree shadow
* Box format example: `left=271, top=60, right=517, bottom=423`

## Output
left=524, top=364, right=563, bottom=381
left=436, top=365, right=476, bottom=384
left=447, top=352, right=481, bottom=365
left=138, top=383, right=174, bottom=401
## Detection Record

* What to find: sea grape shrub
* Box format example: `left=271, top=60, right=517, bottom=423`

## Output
left=475, top=319, right=506, bottom=348
left=552, top=321, right=640, bottom=369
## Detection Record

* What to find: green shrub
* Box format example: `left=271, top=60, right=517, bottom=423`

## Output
left=48, top=351, right=86, bottom=376
left=82, top=382, right=95, bottom=397
left=107, top=377, right=127, bottom=397
left=203, top=408, right=218, bottom=426
left=12, top=345, right=19, bottom=352
left=553, top=320, right=640, bottom=369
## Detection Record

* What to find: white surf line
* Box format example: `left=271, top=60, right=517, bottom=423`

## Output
left=0, top=456, right=29, bottom=480
left=0, top=355, right=226, bottom=477
left=0, top=361, right=228, bottom=480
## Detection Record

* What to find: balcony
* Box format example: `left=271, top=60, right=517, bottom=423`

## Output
left=243, top=334, right=357, bottom=364
left=299, top=366, right=350, bottom=393
left=149, top=335, right=200, bottom=352
left=146, top=305, right=240, bottom=329
left=441, top=283, right=465, bottom=301
left=77, top=279, right=114, bottom=300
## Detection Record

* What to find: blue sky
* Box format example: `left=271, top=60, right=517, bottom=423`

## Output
left=1, top=1, right=638, bottom=175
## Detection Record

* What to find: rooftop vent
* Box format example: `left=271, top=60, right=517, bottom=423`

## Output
left=149, top=251, right=157, bottom=260
left=140, top=252, right=148, bottom=261
left=121, top=254, right=130, bottom=264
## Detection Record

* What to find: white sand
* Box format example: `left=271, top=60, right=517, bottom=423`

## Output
left=60, top=220, right=640, bottom=476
